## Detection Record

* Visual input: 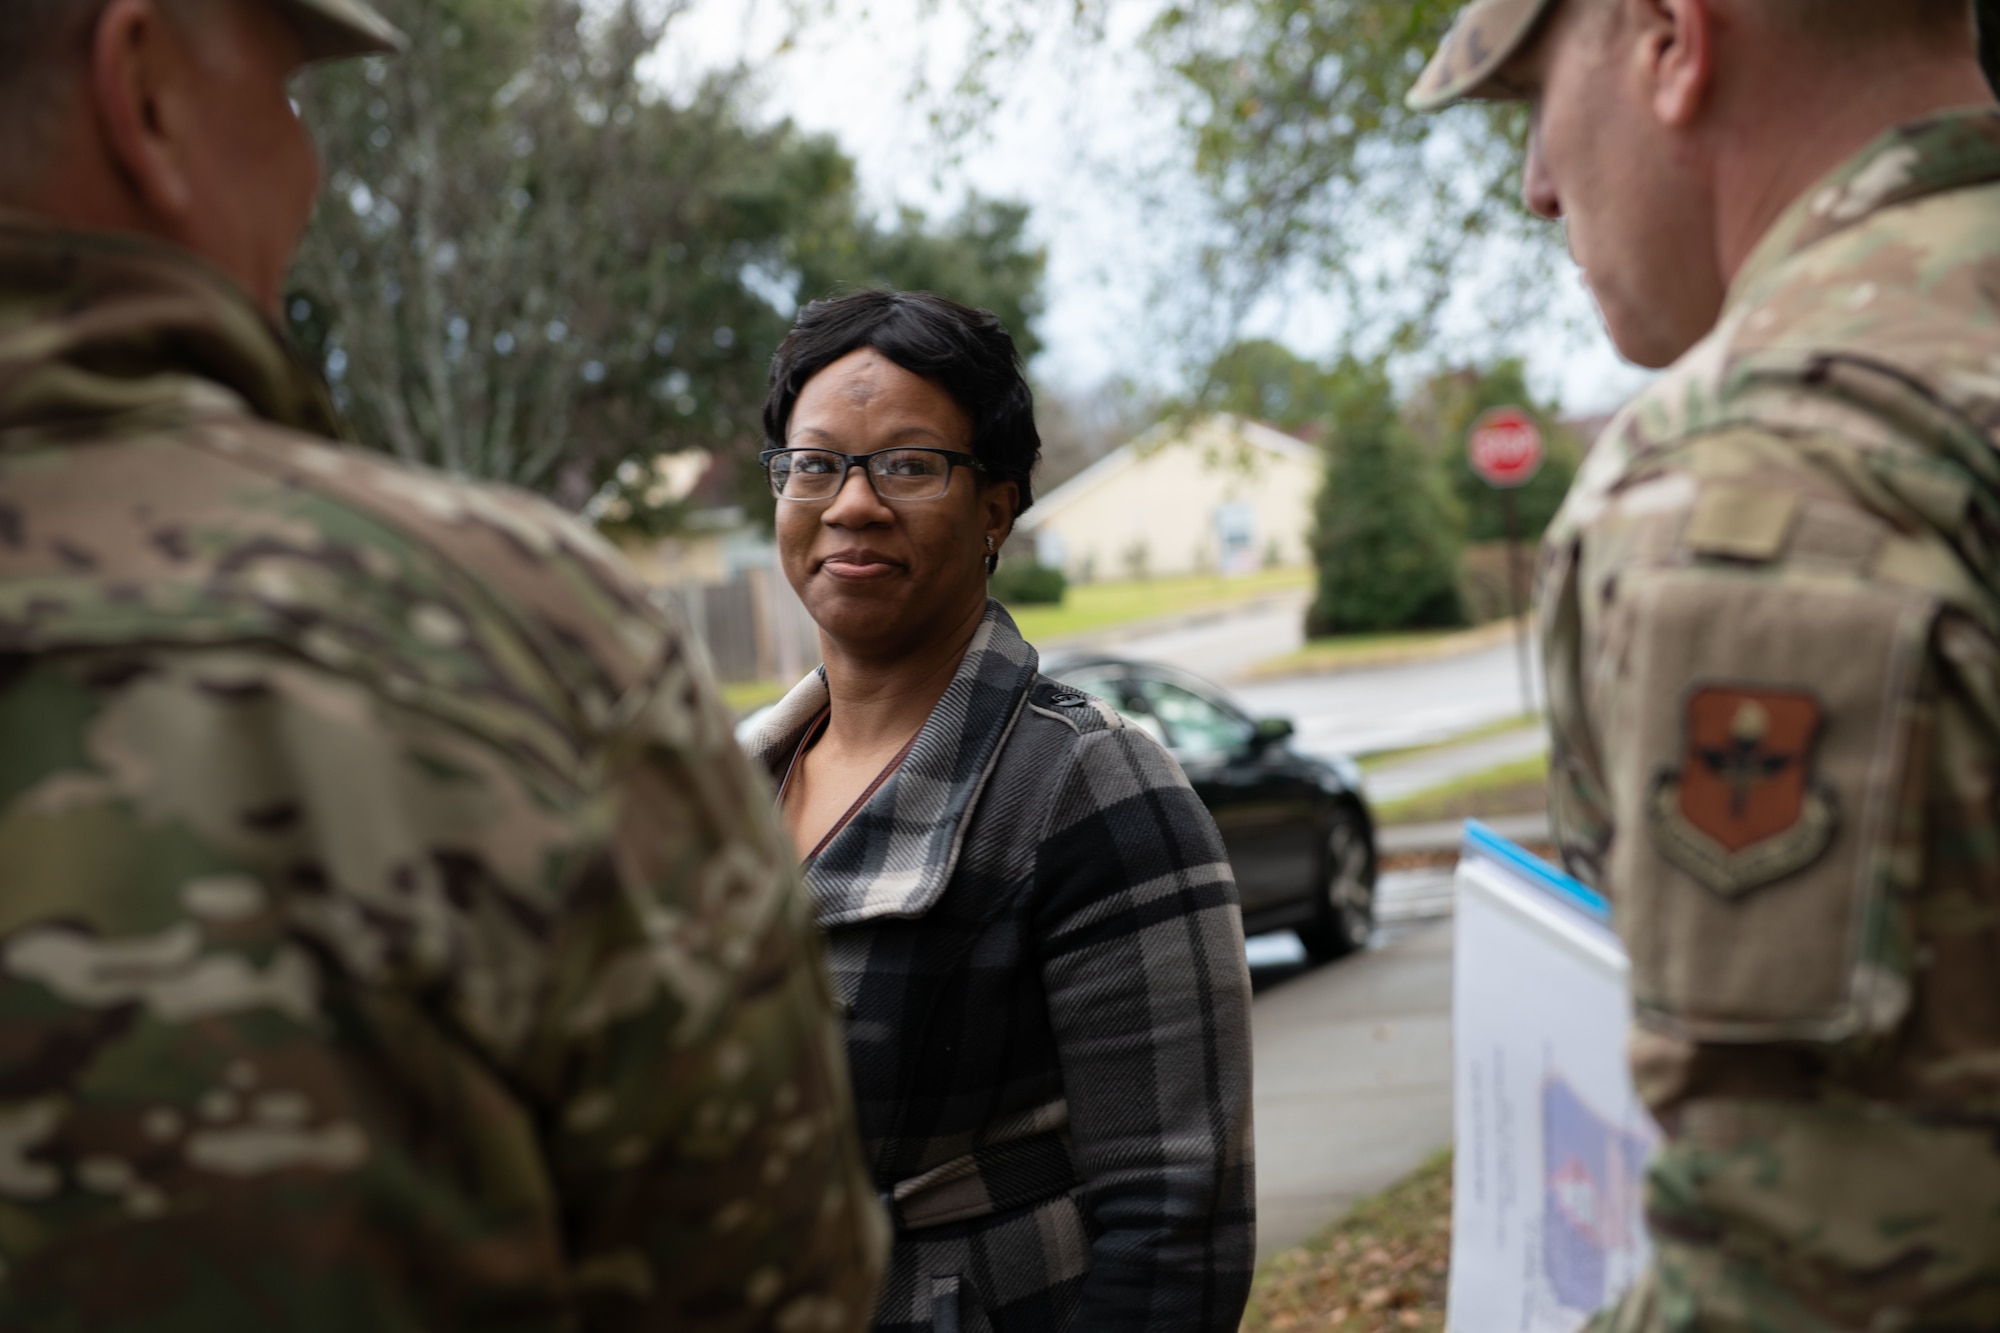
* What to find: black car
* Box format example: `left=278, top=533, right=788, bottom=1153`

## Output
left=1045, top=656, right=1377, bottom=961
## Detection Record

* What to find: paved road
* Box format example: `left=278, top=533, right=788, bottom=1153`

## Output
left=1233, top=642, right=1544, bottom=762
left=1066, top=591, right=1313, bottom=681
left=1096, top=594, right=1545, bottom=762
left=1246, top=894, right=1455, bottom=1259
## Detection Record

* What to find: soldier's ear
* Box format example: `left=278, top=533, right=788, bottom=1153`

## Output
left=89, top=0, right=205, bottom=230
left=1642, top=0, right=1716, bottom=129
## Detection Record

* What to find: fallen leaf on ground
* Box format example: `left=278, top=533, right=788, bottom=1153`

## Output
left=1240, top=1151, right=1452, bottom=1333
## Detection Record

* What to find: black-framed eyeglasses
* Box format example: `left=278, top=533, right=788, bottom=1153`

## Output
left=760, top=447, right=985, bottom=502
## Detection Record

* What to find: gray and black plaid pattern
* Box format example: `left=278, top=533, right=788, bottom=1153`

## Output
left=750, top=603, right=1255, bottom=1332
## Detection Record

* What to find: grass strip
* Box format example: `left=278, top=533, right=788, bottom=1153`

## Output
left=1006, top=568, right=1311, bottom=646
left=1242, top=617, right=1525, bottom=681
left=1242, top=1150, right=1452, bottom=1331
left=1357, top=715, right=1544, bottom=771
left=720, top=679, right=788, bottom=714
left=1373, top=753, right=1551, bottom=825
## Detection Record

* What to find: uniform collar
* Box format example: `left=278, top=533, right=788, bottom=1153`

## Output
left=1728, top=107, right=2000, bottom=314
left=747, top=599, right=1040, bottom=927
left=0, top=213, right=341, bottom=446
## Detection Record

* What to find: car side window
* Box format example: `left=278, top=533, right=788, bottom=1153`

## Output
left=1057, top=668, right=1169, bottom=747
left=1129, top=678, right=1253, bottom=759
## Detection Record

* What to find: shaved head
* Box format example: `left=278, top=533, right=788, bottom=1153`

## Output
left=0, top=0, right=319, bottom=316
left=1748, top=0, right=1974, bottom=52
left=0, top=0, right=214, bottom=202
left=1589, top=0, right=1978, bottom=55
left=0, top=2, right=112, bottom=198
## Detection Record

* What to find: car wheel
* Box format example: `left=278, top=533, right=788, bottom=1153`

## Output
left=1299, top=805, right=1375, bottom=963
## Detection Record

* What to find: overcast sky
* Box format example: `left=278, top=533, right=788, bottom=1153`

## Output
left=660, top=0, right=1652, bottom=416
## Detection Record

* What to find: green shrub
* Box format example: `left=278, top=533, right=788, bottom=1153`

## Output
left=991, top=560, right=1068, bottom=606
left=1306, top=361, right=1467, bottom=636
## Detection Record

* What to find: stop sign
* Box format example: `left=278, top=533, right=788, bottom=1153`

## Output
left=1468, top=407, right=1545, bottom=489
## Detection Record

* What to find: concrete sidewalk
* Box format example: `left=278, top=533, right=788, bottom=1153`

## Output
left=1249, top=920, right=1454, bottom=1258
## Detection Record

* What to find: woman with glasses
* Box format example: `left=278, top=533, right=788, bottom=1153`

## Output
left=743, top=289, right=1254, bottom=1333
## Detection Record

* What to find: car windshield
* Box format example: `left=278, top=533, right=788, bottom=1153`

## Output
left=1060, top=667, right=1168, bottom=746
left=1128, top=677, right=1252, bottom=759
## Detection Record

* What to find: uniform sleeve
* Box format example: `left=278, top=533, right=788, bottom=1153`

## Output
left=0, top=643, right=884, bottom=1331
left=1032, top=727, right=1256, bottom=1332
left=1546, top=431, right=2000, bottom=1323
left=536, top=653, right=890, bottom=1331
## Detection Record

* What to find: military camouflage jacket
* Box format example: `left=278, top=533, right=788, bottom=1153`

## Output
left=1541, top=112, right=2000, bottom=1326
left=0, top=216, right=885, bottom=1330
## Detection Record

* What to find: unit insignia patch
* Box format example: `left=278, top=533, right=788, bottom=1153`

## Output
left=1648, top=685, right=1838, bottom=897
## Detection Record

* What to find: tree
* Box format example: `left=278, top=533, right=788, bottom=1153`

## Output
left=1035, top=377, right=1157, bottom=492
left=1200, top=338, right=1347, bottom=434
left=1153, top=0, right=1552, bottom=358
left=793, top=194, right=1046, bottom=363
left=899, top=0, right=1553, bottom=367
left=1305, top=359, right=1466, bottom=635
left=289, top=0, right=1045, bottom=529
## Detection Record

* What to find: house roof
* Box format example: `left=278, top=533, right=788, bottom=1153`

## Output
left=1020, top=414, right=1321, bottom=530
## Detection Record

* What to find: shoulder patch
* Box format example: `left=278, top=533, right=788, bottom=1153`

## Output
left=1648, top=685, right=1838, bottom=896
left=1682, top=486, right=1798, bottom=563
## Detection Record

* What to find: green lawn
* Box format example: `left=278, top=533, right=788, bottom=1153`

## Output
left=1241, top=1150, right=1452, bottom=1331
left=1374, top=753, right=1551, bottom=826
left=1004, top=568, right=1312, bottom=646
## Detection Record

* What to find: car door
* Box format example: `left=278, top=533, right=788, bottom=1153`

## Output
left=1126, top=673, right=1317, bottom=915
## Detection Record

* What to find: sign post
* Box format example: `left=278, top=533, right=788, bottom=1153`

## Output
left=1467, top=408, right=1545, bottom=720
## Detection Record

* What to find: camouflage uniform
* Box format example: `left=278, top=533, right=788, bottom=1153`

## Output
left=0, top=5, right=886, bottom=1317
left=1414, top=7, right=2000, bottom=1329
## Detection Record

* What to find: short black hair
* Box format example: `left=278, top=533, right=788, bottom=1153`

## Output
left=763, top=289, right=1041, bottom=512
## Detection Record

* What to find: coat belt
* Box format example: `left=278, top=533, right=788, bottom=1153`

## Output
left=884, top=1105, right=1077, bottom=1232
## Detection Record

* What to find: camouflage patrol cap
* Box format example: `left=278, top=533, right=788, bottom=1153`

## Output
left=280, top=0, right=406, bottom=61
left=1406, top=0, right=1558, bottom=111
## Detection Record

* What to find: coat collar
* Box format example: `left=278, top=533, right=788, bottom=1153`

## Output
left=747, top=599, right=1040, bottom=927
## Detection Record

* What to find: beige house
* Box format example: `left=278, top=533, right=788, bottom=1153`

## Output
left=1015, top=414, right=1322, bottom=582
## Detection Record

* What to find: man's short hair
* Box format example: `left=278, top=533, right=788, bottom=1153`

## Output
left=1755, top=0, right=1975, bottom=50
left=763, top=290, right=1043, bottom=514
left=0, top=2, right=110, bottom=198
left=0, top=0, right=214, bottom=201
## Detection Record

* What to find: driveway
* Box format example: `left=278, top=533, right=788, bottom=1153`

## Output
left=1090, top=592, right=1544, bottom=761
left=1246, top=872, right=1457, bottom=1259
left=1076, top=589, right=1313, bottom=681
left=1233, top=641, right=1543, bottom=762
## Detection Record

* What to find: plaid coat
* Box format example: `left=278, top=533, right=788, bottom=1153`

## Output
left=747, top=601, right=1255, bottom=1332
